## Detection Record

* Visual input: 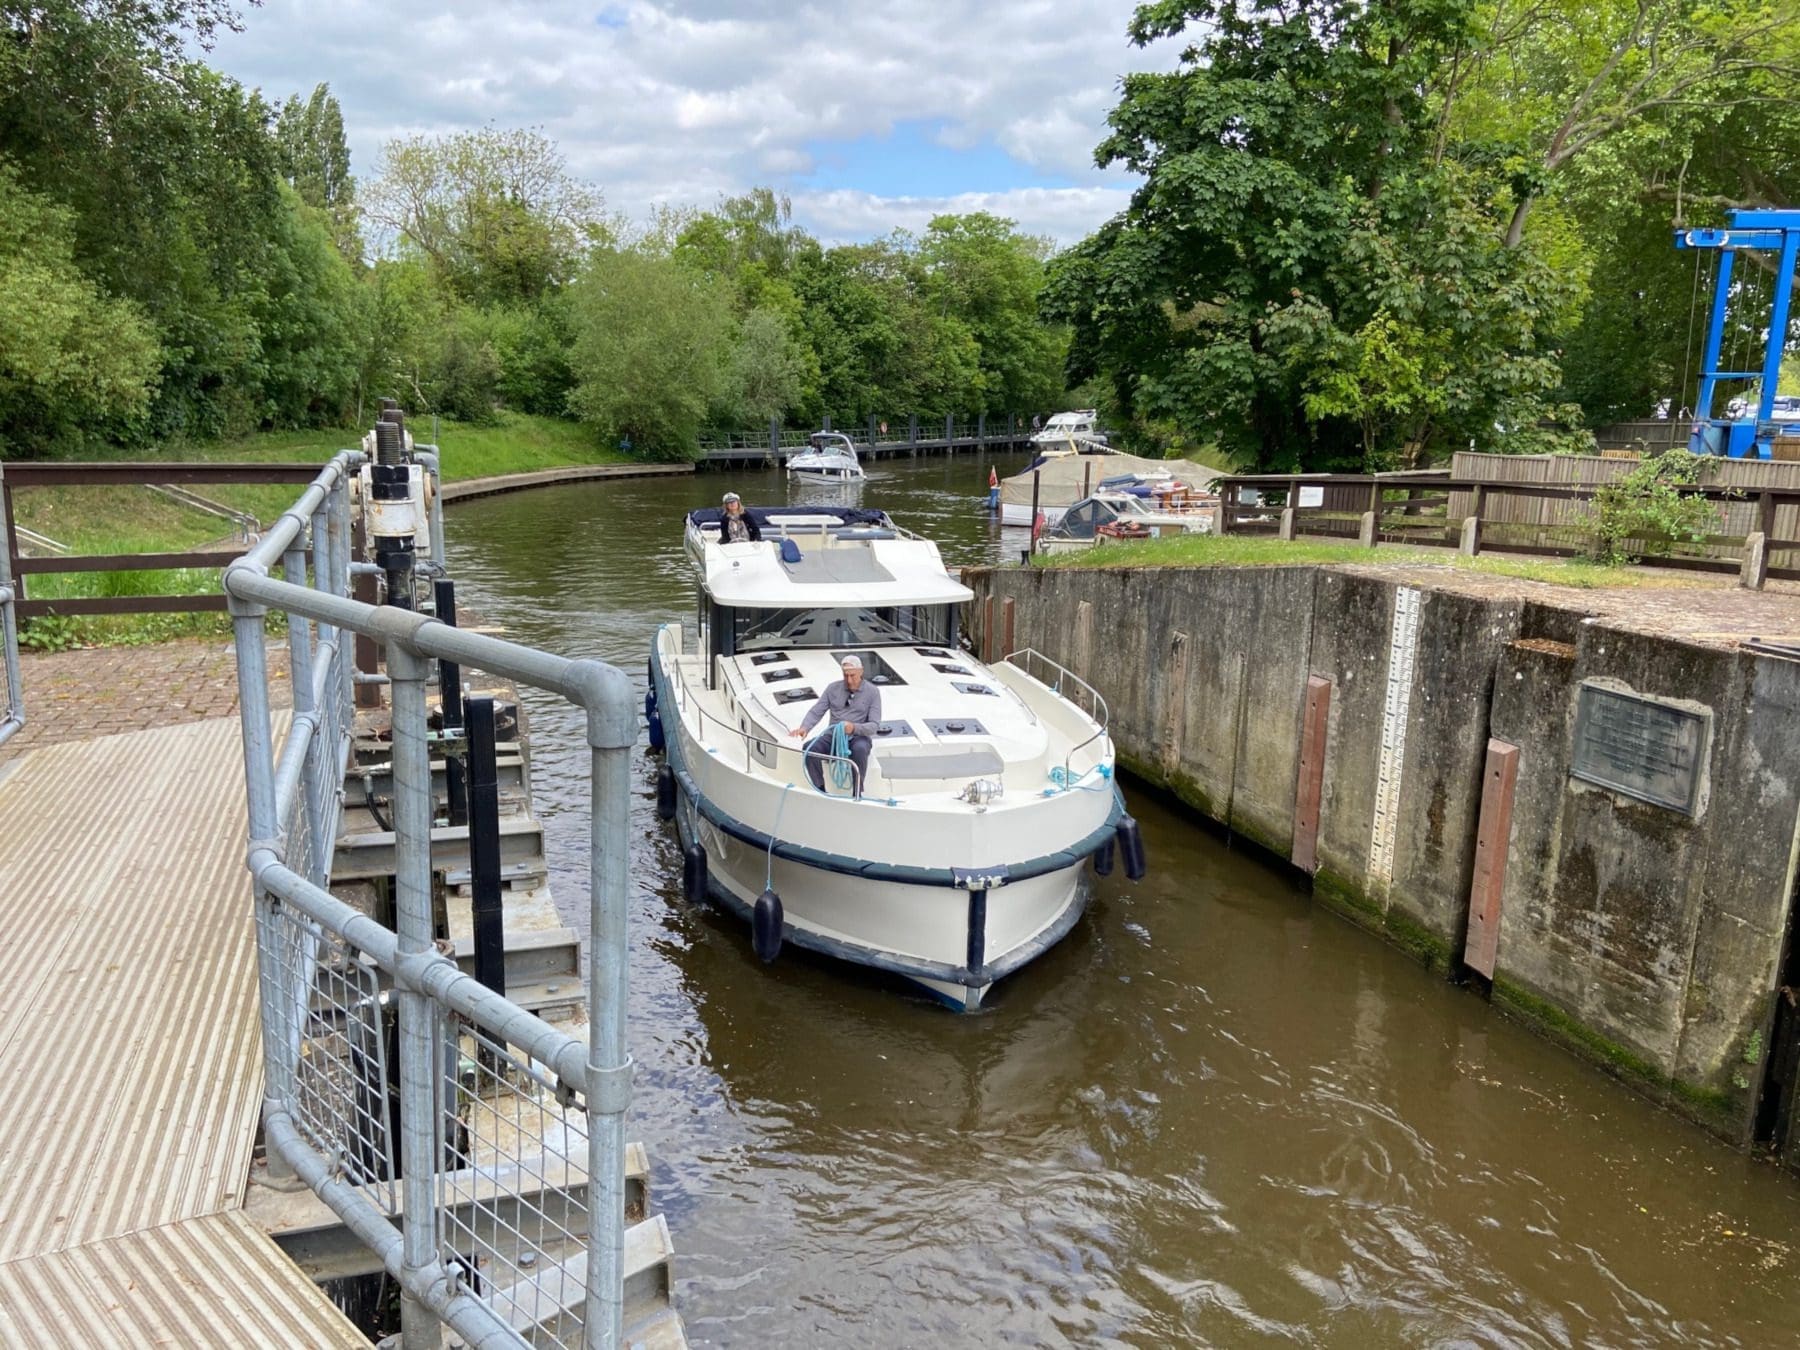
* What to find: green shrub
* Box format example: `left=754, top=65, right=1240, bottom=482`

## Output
left=1583, top=450, right=1724, bottom=565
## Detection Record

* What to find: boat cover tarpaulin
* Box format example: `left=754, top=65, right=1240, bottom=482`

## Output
left=998, top=454, right=1220, bottom=512
left=689, top=505, right=891, bottom=530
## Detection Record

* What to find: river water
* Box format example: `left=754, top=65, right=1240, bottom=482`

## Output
left=445, top=453, right=1800, bottom=1348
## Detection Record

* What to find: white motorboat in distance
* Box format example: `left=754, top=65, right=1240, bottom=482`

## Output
left=648, top=502, right=1145, bottom=1009
left=787, top=431, right=866, bottom=485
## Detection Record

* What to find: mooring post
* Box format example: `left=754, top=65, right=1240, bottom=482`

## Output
left=435, top=579, right=467, bottom=827
left=977, top=411, right=986, bottom=445
left=768, top=417, right=780, bottom=467
left=1001, top=596, right=1015, bottom=659
left=387, top=639, right=443, bottom=1350
left=466, top=696, right=503, bottom=995
left=352, top=508, right=381, bottom=709
left=909, top=414, right=919, bottom=456
left=1460, top=485, right=1484, bottom=557
left=1463, top=740, right=1520, bottom=979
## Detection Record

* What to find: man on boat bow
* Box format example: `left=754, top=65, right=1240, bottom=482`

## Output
left=791, top=655, right=880, bottom=797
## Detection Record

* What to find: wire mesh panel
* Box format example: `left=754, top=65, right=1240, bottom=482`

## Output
left=258, top=903, right=399, bottom=1212
left=439, top=1017, right=592, bottom=1348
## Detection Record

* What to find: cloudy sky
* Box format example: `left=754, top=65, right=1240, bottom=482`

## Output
left=203, top=0, right=1176, bottom=246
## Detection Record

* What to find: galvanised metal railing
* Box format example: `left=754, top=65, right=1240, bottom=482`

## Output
left=225, top=450, right=636, bottom=1349
left=0, top=465, right=23, bottom=749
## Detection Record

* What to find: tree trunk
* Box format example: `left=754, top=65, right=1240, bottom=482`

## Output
left=1503, top=193, right=1534, bottom=249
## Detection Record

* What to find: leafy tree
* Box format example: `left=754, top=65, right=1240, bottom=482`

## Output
left=720, top=307, right=806, bottom=425
left=566, top=248, right=732, bottom=457
left=1438, top=0, right=1800, bottom=248
left=250, top=187, right=369, bottom=427
left=918, top=213, right=1066, bottom=412
left=1047, top=0, right=1584, bottom=470
left=0, top=161, right=161, bottom=453
left=275, top=83, right=360, bottom=261
left=367, top=127, right=607, bottom=305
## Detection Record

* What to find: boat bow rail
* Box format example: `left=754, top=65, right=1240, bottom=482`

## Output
left=224, top=452, right=641, bottom=1350
left=997, top=648, right=1111, bottom=784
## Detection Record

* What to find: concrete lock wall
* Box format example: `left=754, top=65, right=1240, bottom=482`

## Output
left=967, top=563, right=1800, bottom=1140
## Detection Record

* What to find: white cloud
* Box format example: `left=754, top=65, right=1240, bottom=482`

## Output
left=793, top=186, right=1135, bottom=247
left=205, top=0, right=1174, bottom=244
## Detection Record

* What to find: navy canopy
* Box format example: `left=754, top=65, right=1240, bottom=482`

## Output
left=688, top=504, right=893, bottom=530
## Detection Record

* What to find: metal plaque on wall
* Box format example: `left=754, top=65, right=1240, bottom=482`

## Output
left=1571, top=684, right=1708, bottom=815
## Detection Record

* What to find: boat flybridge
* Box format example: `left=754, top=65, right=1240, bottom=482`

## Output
left=786, top=430, right=866, bottom=484
left=648, top=503, right=1144, bottom=1010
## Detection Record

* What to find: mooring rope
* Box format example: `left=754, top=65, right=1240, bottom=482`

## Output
left=766, top=781, right=794, bottom=889
left=827, top=720, right=856, bottom=793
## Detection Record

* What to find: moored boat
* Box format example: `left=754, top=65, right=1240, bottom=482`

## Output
left=1035, top=484, right=1218, bottom=555
left=786, top=430, right=866, bottom=485
left=647, top=502, right=1143, bottom=1009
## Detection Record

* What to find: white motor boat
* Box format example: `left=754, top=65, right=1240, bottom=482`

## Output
left=1030, top=410, right=1109, bottom=454
left=787, top=431, right=866, bottom=485
left=1035, top=486, right=1217, bottom=555
left=648, top=502, right=1143, bottom=1010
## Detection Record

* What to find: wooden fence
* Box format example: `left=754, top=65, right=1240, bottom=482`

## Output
left=1216, top=468, right=1800, bottom=586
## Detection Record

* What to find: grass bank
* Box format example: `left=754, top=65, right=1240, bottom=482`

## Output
left=8, top=411, right=630, bottom=648
left=1035, top=532, right=1659, bottom=589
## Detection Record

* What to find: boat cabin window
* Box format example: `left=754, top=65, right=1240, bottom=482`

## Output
left=723, top=603, right=957, bottom=653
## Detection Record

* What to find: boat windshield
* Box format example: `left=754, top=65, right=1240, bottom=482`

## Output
left=728, top=603, right=956, bottom=652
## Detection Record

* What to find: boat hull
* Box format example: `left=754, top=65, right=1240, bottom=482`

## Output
left=674, top=803, right=1091, bottom=1011
left=649, top=640, right=1112, bottom=1010
left=999, top=502, right=1067, bottom=528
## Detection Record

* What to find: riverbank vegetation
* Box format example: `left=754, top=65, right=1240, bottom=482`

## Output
left=2, top=0, right=1794, bottom=473
left=1049, top=0, right=1800, bottom=470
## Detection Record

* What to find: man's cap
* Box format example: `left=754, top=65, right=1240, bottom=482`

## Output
left=840, top=655, right=863, bottom=671
left=722, top=491, right=741, bottom=504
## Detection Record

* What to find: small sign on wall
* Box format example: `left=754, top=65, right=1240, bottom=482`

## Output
left=1571, top=684, right=1709, bottom=815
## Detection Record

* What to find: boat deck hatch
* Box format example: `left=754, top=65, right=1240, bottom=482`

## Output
left=951, top=682, right=998, bottom=697
left=931, top=663, right=972, bottom=676
left=774, top=687, right=817, bottom=706
left=751, top=652, right=791, bottom=665
left=759, top=667, right=802, bottom=684
left=878, top=744, right=1005, bottom=780
left=832, top=650, right=908, bottom=686
left=916, top=648, right=954, bottom=659
left=926, top=718, right=990, bottom=736
left=869, top=720, right=916, bottom=739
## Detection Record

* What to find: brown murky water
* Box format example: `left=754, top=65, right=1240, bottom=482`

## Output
left=445, top=453, right=1800, bottom=1347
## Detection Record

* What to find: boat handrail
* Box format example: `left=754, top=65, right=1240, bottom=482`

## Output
left=998, top=648, right=1111, bottom=781
left=661, top=632, right=865, bottom=795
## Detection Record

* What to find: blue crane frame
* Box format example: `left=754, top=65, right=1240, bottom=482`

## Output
left=1675, top=208, right=1800, bottom=459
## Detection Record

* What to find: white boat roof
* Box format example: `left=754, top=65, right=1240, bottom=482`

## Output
left=689, top=506, right=972, bottom=608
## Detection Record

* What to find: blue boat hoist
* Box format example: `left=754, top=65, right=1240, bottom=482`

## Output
left=1675, top=208, right=1800, bottom=459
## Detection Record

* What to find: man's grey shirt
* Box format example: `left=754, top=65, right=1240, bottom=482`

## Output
left=799, top=679, right=882, bottom=736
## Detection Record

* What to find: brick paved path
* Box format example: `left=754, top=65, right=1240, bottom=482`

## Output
left=1, top=637, right=291, bottom=760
